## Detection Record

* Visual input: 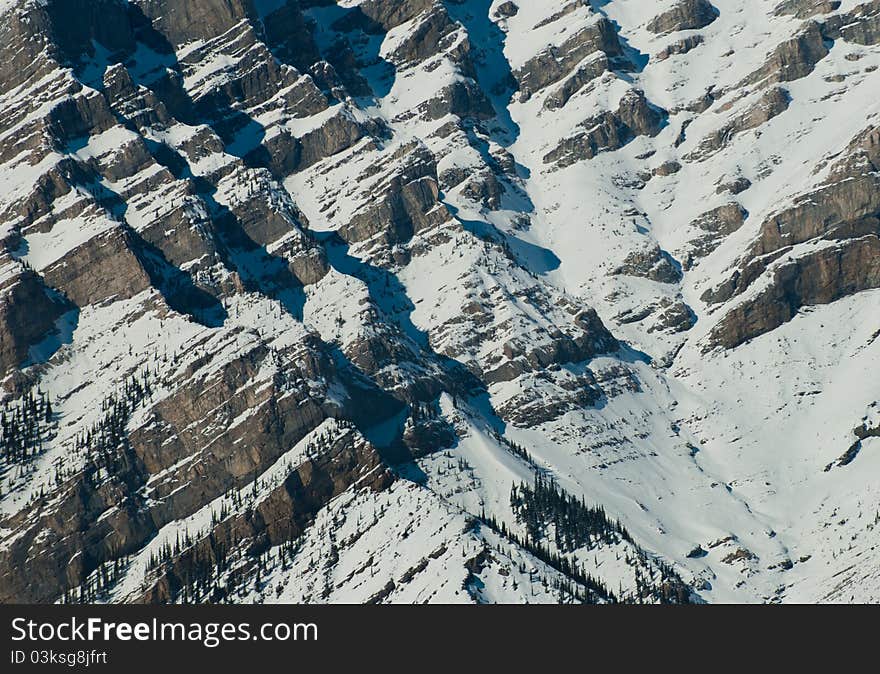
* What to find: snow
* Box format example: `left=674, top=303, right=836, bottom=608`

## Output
left=2, top=0, right=879, bottom=604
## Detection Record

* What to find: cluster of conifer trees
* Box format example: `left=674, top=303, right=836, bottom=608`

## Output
left=477, top=474, right=694, bottom=604
left=61, top=556, right=130, bottom=604
left=479, top=511, right=615, bottom=604
left=630, top=548, right=692, bottom=604
left=510, top=475, right=631, bottom=552
left=0, top=387, right=54, bottom=465
left=146, top=526, right=304, bottom=604
left=491, top=429, right=537, bottom=468
left=56, top=373, right=156, bottom=600
left=73, top=370, right=152, bottom=482
left=410, top=402, right=439, bottom=421
left=139, top=425, right=359, bottom=603
left=148, top=530, right=236, bottom=603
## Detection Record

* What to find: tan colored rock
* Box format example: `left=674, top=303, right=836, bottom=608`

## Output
left=773, top=0, right=841, bottom=19
left=545, top=90, right=666, bottom=167
left=707, top=236, right=880, bottom=349
left=647, top=0, right=718, bottom=35
left=687, top=87, right=790, bottom=160
left=0, top=268, right=69, bottom=374
left=612, top=244, right=683, bottom=284
left=823, top=1, right=880, bottom=45
left=657, top=35, right=704, bottom=61
left=740, top=21, right=829, bottom=86
left=42, top=228, right=153, bottom=307
left=514, top=19, right=622, bottom=101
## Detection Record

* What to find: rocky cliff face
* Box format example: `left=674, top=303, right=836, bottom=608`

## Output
left=0, top=0, right=879, bottom=605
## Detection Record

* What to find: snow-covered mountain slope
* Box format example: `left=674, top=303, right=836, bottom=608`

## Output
left=0, top=0, right=877, bottom=604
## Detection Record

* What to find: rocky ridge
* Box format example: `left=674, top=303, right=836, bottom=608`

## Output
left=0, top=0, right=878, bottom=604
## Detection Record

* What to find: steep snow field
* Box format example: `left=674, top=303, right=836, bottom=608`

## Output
left=1, top=0, right=878, bottom=604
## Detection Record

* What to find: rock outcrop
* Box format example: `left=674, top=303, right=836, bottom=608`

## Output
left=702, top=123, right=880, bottom=346
left=687, top=87, right=790, bottom=160
left=514, top=18, right=623, bottom=101
left=774, top=0, right=841, bottom=19
left=681, top=203, right=747, bottom=269
left=822, top=1, right=880, bottom=45
left=0, top=268, right=70, bottom=374
left=740, top=21, right=829, bottom=86
left=545, top=90, right=666, bottom=166
left=707, top=236, right=880, bottom=349
left=657, top=35, right=705, bottom=61
left=612, top=245, right=683, bottom=284
left=1, top=0, right=879, bottom=607
left=647, top=0, right=718, bottom=35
